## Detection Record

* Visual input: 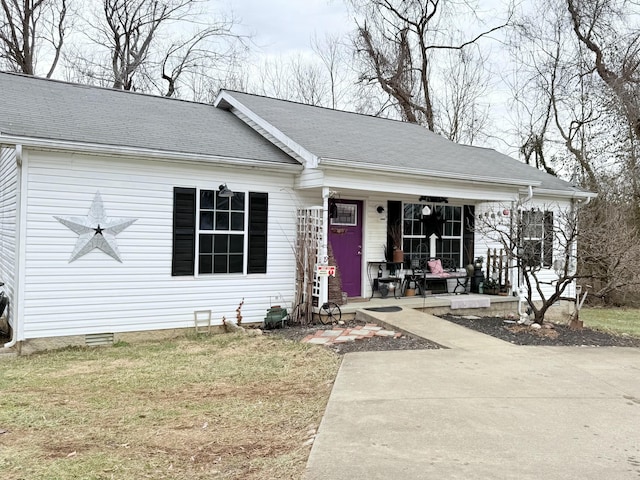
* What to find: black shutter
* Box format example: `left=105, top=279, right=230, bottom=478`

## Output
left=543, top=211, right=554, bottom=267
left=387, top=200, right=402, bottom=261
left=172, top=187, right=196, bottom=276
left=463, top=205, right=475, bottom=267
left=248, top=192, right=268, bottom=274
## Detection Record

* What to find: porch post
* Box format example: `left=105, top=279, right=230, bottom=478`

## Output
left=320, top=187, right=330, bottom=305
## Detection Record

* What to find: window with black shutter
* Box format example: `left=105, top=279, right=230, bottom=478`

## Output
left=172, top=187, right=268, bottom=275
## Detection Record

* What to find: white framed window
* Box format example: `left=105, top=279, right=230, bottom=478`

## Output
left=198, top=189, right=246, bottom=274
left=330, top=202, right=357, bottom=226
left=520, top=210, right=553, bottom=267
left=171, top=187, right=268, bottom=276
left=402, top=203, right=463, bottom=266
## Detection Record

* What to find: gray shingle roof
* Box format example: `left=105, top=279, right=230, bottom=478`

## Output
left=221, top=90, right=588, bottom=194
left=0, top=72, right=296, bottom=165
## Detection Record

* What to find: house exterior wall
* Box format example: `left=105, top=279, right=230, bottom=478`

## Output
left=0, top=146, right=18, bottom=327
left=20, top=149, right=302, bottom=340
left=475, top=198, right=577, bottom=302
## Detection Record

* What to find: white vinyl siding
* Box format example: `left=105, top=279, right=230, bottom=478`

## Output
left=0, top=147, right=17, bottom=317
left=20, top=150, right=299, bottom=339
left=475, top=200, right=576, bottom=301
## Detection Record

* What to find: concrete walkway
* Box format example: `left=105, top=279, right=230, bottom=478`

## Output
left=304, top=309, right=640, bottom=479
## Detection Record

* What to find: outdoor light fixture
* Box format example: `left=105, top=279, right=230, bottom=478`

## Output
left=376, top=205, right=385, bottom=214
left=218, top=184, right=234, bottom=198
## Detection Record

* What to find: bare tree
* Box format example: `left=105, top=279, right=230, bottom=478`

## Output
left=349, top=0, right=511, bottom=138
left=566, top=0, right=640, bottom=210
left=477, top=202, right=582, bottom=324
left=66, top=0, right=244, bottom=98
left=311, top=32, right=351, bottom=109
left=436, top=47, right=491, bottom=144
left=158, top=17, right=247, bottom=98
left=578, top=189, right=640, bottom=305
left=504, top=0, right=640, bottom=310
left=0, top=0, right=69, bottom=77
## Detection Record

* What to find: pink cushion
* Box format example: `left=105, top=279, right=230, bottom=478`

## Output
left=428, top=259, right=444, bottom=274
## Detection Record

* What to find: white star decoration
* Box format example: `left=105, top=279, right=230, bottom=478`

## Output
left=55, top=192, right=137, bottom=263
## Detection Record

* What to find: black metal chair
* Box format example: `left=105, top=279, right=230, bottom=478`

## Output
left=402, top=244, right=427, bottom=295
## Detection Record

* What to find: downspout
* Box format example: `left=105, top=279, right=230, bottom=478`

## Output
left=4, top=144, right=23, bottom=349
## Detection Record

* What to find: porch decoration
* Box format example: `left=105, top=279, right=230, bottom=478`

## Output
left=55, top=191, right=137, bottom=263
left=294, top=207, right=322, bottom=325
left=388, top=221, right=404, bottom=262
left=421, top=207, right=446, bottom=239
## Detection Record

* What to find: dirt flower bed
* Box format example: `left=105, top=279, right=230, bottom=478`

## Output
left=265, top=314, right=640, bottom=352
left=263, top=320, right=442, bottom=354
left=441, top=315, right=640, bottom=347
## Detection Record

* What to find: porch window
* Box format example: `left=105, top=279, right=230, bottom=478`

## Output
left=330, top=202, right=357, bottom=226
left=520, top=210, right=553, bottom=267
left=171, top=187, right=268, bottom=276
left=402, top=204, right=463, bottom=266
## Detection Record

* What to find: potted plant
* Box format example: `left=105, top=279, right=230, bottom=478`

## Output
left=483, top=277, right=500, bottom=295
left=389, top=222, right=404, bottom=263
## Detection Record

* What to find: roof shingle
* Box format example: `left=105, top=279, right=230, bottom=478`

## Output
left=221, top=90, right=587, bottom=194
left=0, top=72, right=296, bottom=165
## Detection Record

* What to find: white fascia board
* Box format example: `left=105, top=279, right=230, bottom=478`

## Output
left=526, top=187, right=598, bottom=200
left=214, top=91, right=319, bottom=168
left=318, top=157, right=542, bottom=188
left=0, top=134, right=303, bottom=172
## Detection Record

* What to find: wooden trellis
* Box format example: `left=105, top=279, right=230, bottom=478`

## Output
left=486, top=248, right=511, bottom=290
left=294, top=207, right=323, bottom=325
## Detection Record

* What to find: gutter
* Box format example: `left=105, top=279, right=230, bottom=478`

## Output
left=0, top=134, right=303, bottom=173
left=524, top=187, right=597, bottom=201
left=318, top=157, right=542, bottom=188
left=4, top=144, right=22, bottom=349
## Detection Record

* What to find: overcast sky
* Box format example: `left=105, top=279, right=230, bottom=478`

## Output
left=228, top=0, right=353, bottom=57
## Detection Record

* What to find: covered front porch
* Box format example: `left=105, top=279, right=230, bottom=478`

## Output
left=337, top=293, right=519, bottom=322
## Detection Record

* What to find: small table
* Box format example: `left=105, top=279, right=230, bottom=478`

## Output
left=367, top=261, right=403, bottom=299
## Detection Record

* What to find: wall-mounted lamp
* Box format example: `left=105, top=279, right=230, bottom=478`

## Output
left=218, top=184, right=234, bottom=198
left=376, top=205, right=385, bottom=214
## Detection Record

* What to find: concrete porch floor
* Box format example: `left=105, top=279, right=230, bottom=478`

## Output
left=338, top=293, right=519, bottom=320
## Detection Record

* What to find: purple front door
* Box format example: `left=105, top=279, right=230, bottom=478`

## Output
left=328, top=200, right=363, bottom=297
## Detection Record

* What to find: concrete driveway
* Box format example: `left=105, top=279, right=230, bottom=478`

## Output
left=304, top=311, right=640, bottom=479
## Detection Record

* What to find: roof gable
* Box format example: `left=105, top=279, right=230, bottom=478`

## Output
left=217, top=90, right=592, bottom=196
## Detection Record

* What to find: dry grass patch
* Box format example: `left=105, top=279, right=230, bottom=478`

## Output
left=0, top=333, right=340, bottom=479
left=581, top=307, right=640, bottom=337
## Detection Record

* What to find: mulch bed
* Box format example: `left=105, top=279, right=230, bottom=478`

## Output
left=441, top=315, right=640, bottom=347
left=264, top=315, right=640, bottom=354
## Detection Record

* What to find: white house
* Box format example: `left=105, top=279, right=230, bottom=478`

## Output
left=0, top=73, right=595, bottom=353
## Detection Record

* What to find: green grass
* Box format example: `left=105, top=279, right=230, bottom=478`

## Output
left=580, top=307, right=640, bottom=337
left=0, top=333, right=341, bottom=480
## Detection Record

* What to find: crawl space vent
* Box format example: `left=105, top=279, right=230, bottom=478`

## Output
left=85, top=332, right=114, bottom=346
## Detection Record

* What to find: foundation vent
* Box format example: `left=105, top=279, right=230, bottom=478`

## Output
left=85, top=332, right=114, bottom=346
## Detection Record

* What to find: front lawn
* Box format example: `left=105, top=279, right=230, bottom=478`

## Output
left=580, top=307, right=640, bottom=338
left=0, top=333, right=340, bottom=480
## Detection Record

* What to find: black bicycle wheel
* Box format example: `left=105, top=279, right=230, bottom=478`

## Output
left=318, top=302, right=341, bottom=325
